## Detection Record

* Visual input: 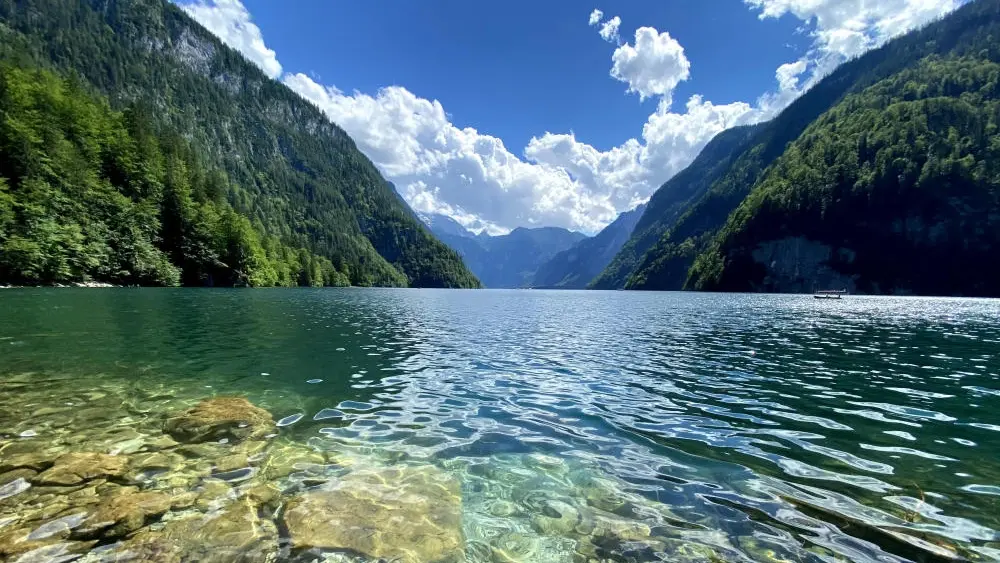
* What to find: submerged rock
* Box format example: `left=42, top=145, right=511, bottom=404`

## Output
left=112, top=503, right=278, bottom=563
left=0, top=477, right=31, bottom=501
left=215, top=454, right=249, bottom=473
left=32, top=453, right=128, bottom=486
left=0, top=452, right=57, bottom=473
left=284, top=464, right=463, bottom=562
left=164, top=397, right=275, bottom=444
left=74, top=490, right=172, bottom=539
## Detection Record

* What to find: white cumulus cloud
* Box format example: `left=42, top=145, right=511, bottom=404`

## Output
left=178, top=0, right=964, bottom=235
left=746, top=0, right=962, bottom=82
left=599, top=16, right=621, bottom=43
left=610, top=27, right=691, bottom=102
left=179, top=0, right=282, bottom=78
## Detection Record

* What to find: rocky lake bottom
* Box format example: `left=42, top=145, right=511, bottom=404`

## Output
left=0, top=372, right=759, bottom=563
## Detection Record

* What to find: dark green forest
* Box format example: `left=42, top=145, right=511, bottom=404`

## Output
left=0, top=0, right=480, bottom=288
left=0, top=65, right=350, bottom=286
left=689, top=56, right=1000, bottom=295
left=602, top=0, right=1000, bottom=295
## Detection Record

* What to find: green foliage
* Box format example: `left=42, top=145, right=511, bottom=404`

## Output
left=0, top=64, right=353, bottom=286
left=607, top=0, right=1000, bottom=292
left=0, top=0, right=479, bottom=288
left=689, top=56, right=1000, bottom=296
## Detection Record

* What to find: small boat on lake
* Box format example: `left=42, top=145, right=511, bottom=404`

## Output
left=814, top=289, right=846, bottom=299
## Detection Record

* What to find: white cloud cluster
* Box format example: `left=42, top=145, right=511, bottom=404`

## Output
left=180, top=0, right=282, bottom=78
left=610, top=27, right=690, bottom=101
left=599, top=16, right=622, bottom=43
left=177, top=0, right=962, bottom=234
left=588, top=9, right=604, bottom=26
left=746, top=0, right=962, bottom=83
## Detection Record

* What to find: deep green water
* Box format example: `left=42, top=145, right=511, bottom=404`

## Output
left=1, top=288, right=999, bottom=562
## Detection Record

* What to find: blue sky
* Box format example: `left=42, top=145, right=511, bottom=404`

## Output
left=240, top=1, right=805, bottom=153
left=179, top=0, right=963, bottom=234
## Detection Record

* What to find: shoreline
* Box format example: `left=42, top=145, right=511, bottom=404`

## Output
left=0, top=281, right=119, bottom=289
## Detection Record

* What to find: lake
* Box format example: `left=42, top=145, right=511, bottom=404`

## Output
left=0, top=288, right=998, bottom=562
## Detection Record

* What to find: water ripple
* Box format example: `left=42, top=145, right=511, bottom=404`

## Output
left=2, top=289, right=999, bottom=561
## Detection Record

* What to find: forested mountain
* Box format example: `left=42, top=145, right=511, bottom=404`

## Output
left=589, top=127, right=761, bottom=289
left=0, top=0, right=479, bottom=288
left=600, top=0, right=1000, bottom=294
left=421, top=214, right=586, bottom=288
left=533, top=204, right=645, bottom=289
left=689, top=57, right=1000, bottom=295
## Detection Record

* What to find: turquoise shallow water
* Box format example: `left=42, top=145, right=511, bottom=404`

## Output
left=1, top=288, right=999, bottom=561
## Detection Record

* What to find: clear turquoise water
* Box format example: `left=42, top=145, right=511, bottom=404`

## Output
left=1, top=288, right=999, bottom=561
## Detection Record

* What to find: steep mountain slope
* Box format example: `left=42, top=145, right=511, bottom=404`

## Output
left=610, top=0, right=1000, bottom=292
left=0, top=64, right=352, bottom=287
left=0, top=0, right=479, bottom=288
left=533, top=204, right=646, bottom=289
left=589, top=125, right=762, bottom=289
left=689, top=57, right=1000, bottom=295
left=421, top=215, right=585, bottom=288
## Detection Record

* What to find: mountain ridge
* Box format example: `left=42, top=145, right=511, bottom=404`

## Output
left=601, top=0, right=1000, bottom=295
left=0, top=0, right=479, bottom=288
left=533, top=204, right=646, bottom=289
left=421, top=213, right=585, bottom=288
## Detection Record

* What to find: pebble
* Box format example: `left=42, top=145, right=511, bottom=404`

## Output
left=19, top=429, right=38, bottom=438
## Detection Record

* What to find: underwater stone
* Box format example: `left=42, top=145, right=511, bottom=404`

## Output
left=26, top=512, right=88, bottom=541
left=0, top=477, right=31, bottom=501
left=73, top=491, right=172, bottom=539
left=0, top=528, right=97, bottom=562
left=115, top=502, right=278, bottom=563
left=131, top=452, right=180, bottom=472
left=531, top=499, right=580, bottom=536
left=214, top=454, right=249, bottom=473
left=0, top=468, right=37, bottom=486
left=244, top=483, right=279, bottom=508
left=146, top=435, right=180, bottom=450
left=163, top=397, right=275, bottom=444
left=284, top=465, right=463, bottom=562
left=32, top=453, right=128, bottom=486
left=0, top=452, right=57, bottom=473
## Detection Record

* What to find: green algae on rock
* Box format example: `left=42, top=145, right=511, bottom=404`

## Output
left=164, top=397, right=276, bottom=444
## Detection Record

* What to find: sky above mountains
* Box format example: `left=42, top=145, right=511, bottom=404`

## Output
left=177, top=0, right=964, bottom=235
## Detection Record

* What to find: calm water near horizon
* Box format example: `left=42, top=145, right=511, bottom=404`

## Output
left=1, top=288, right=998, bottom=562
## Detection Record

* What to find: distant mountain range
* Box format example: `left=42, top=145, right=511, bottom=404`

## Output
left=420, top=214, right=584, bottom=288
left=421, top=206, right=648, bottom=289
left=532, top=205, right=646, bottom=289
